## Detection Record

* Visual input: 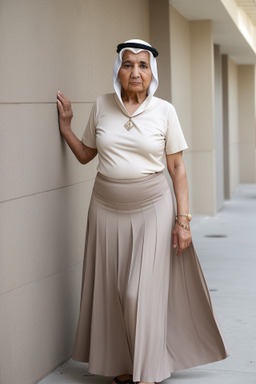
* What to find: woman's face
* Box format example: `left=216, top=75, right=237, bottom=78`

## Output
left=118, top=50, right=152, bottom=95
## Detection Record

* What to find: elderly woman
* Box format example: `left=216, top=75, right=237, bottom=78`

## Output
left=57, top=39, right=228, bottom=384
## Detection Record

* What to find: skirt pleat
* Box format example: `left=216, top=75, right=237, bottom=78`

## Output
left=73, top=172, right=228, bottom=382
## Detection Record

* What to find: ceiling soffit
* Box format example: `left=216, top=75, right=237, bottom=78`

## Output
left=169, top=0, right=256, bottom=64
left=235, top=0, right=256, bottom=25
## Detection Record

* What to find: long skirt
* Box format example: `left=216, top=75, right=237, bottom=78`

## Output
left=73, top=172, right=228, bottom=382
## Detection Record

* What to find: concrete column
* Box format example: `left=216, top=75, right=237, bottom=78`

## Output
left=169, top=5, right=194, bottom=210
left=214, top=45, right=225, bottom=210
left=222, top=55, right=230, bottom=199
left=222, top=56, right=240, bottom=198
left=238, top=65, right=256, bottom=183
left=190, top=21, right=216, bottom=215
left=228, top=58, right=240, bottom=196
left=150, top=0, right=171, bottom=102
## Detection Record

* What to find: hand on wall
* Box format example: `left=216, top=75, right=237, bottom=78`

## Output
left=57, top=91, right=73, bottom=136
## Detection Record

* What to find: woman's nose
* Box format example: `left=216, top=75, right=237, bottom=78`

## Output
left=131, top=65, right=140, bottom=78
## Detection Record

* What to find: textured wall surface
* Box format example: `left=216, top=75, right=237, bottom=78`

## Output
left=227, top=57, right=240, bottom=197
left=238, top=65, right=256, bottom=183
left=0, top=1, right=150, bottom=383
left=169, top=5, right=193, bottom=209
left=169, top=12, right=217, bottom=214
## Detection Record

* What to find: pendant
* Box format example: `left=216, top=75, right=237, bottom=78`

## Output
left=124, top=118, right=134, bottom=131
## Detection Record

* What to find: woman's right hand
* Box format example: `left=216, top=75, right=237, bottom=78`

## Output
left=57, top=91, right=73, bottom=136
left=56, top=91, right=97, bottom=164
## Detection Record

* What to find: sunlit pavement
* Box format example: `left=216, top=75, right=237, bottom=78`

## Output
left=39, top=184, right=256, bottom=384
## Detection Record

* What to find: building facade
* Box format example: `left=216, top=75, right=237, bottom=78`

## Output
left=0, top=1, right=255, bottom=383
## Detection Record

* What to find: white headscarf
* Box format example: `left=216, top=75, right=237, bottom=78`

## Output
left=113, top=39, right=159, bottom=105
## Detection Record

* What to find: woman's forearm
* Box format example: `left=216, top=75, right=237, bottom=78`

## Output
left=166, top=153, right=190, bottom=223
left=167, top=152, right=192, bottom=255
left=61, top=128, right=97, bottom=164
left=167, top=154, right=189, bottom=208
left=171, top=163, right=189, bottom=215
left=57, top=92, right=97, bottom=164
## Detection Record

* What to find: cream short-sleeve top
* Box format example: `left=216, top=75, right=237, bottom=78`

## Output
left=82, top=93, right=187, bottom=179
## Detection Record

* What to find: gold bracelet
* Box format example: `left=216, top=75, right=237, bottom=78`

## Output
left=176, top=213, right=192, bottom=221
left=175, top=219, right=190, bottom=231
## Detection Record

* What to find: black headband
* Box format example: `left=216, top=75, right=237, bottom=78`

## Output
left=116, top=42, right=159, bottom=57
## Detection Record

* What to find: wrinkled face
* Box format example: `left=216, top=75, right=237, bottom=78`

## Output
left=118, top=50, right=152, bottom=95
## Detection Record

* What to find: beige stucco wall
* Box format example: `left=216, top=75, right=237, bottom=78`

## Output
left=169, top=5, right=194, bottom=209
left=238, top=66, right=256, bottom=182
left=169, top=6, right=216, bottom=215
left=214, top=45, right=225, bottom=211
left=190, top=20, right=216, bottom=215
left=0, top=1, right=150, bottom=383
left=227, top=58, right=240, bottom=196
left=222, top=58, right=255, bottom=197
left=222, top=55, right=230, bottom=199
left=170, top=4, right=256, bottom=210
left=150, top=0, right=172, bottom=103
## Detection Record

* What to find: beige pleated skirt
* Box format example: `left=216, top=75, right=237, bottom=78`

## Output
left=73, top=172, right=228, bottom=382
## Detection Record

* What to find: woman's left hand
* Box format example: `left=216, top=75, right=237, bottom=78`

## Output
left=172, top=223, right=192, bottom=256
left=166, top=152, right=192, bottom=256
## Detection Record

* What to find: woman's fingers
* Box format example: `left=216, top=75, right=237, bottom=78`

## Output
left=57, top=92, right=71, bottom=111
left=173, top=224, right=192, bottom=256
left=57, top=98, right=64, bottom=114
left=57, top=91, right=66, bottom=102
left=172, top=231, right=178, bottom=249
left=57, top=92, right=73, bottom=119
left=57, top=92, right=73, bottom=134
